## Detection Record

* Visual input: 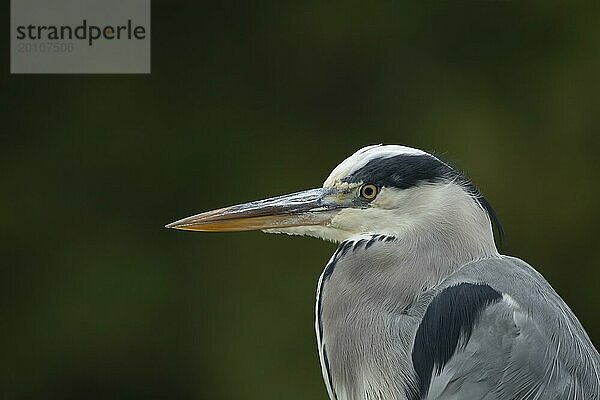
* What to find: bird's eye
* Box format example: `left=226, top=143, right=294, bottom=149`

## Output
left=359, top=184, right=379, bottom=200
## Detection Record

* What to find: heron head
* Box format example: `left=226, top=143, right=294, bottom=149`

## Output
left=166, top=145, right=501, bottom=243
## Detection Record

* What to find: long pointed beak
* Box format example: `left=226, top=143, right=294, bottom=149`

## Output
left=165, top=188, right=341, bottom=232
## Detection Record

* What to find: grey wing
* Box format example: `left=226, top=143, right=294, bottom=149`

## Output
left=414, top=256, right=600, bottom=400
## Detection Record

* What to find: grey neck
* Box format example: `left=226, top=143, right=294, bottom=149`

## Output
left=366, top=193, right=499, bottom=311
left=318, top=195, right=500, bottom=399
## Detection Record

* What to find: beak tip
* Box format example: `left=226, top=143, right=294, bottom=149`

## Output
left=165, top=222, right=180, bottom=230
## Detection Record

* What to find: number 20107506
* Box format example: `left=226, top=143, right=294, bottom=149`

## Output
left=17, top=42, right=74, bottom=53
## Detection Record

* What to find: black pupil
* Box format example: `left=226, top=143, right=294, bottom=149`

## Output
left=363, top=186, right=374, bottom=197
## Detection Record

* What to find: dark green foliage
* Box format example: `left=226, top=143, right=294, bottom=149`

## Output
left=1, top=2, right=599, bottom=399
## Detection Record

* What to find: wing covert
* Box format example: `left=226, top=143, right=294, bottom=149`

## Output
left=412, top=257, right=600, bottom=400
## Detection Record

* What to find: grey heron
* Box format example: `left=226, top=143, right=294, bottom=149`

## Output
left=167, top=144, right=600, bottom=399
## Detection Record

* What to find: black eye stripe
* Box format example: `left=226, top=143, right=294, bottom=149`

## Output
left=344, top=154, right=452, bottom=190
left=341, top=152, right=504, bottom=245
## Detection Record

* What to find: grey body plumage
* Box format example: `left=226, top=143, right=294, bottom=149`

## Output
left=167, top=144, right=600, bottom=400
left=318, top=241, right=600, bottom=399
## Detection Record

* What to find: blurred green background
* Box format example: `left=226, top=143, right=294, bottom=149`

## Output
left=2, top=1, right=599, bottom=399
